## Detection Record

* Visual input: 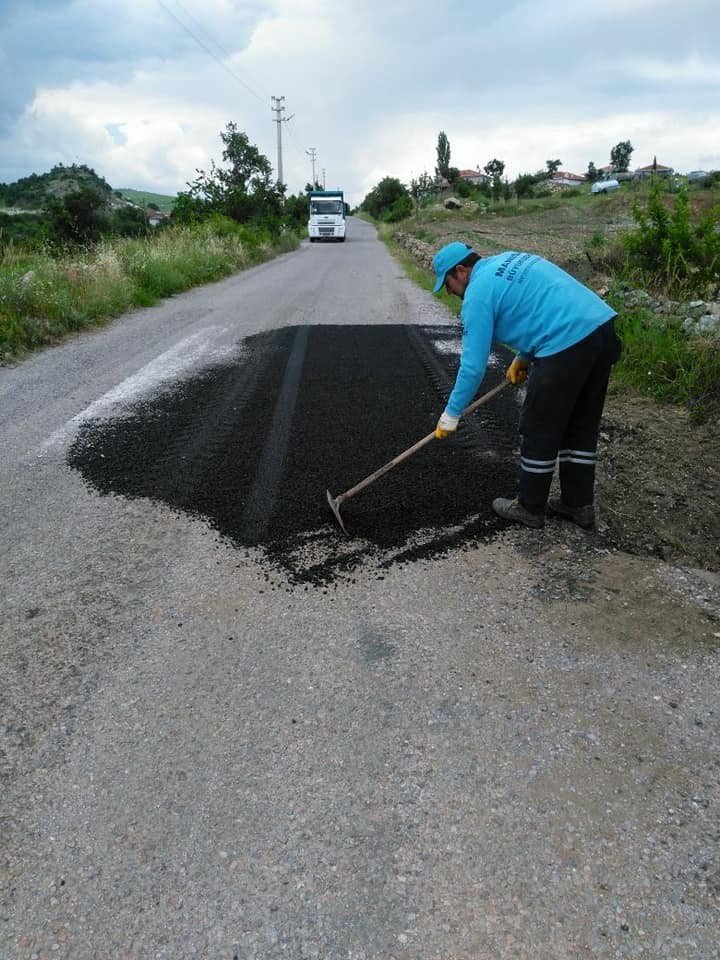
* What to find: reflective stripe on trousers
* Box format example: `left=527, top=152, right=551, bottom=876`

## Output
left=517, top=319, right=621, bottom=511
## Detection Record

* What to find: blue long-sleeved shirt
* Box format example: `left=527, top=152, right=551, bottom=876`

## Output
left=446, top=252, right=617, bottom=417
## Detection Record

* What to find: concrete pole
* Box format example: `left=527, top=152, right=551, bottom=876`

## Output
left=271, top=96, right=286, bottom=186
left=306, top=148, right=317, bottom=188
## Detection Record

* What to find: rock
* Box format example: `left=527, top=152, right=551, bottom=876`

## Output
left=685, top=313, right=720, bottom=336
left=696, top=314, right=720, bottom=336
left=392, top=231, right=435, bottom=269
left=686, top=300, right=708, bottom=319
left=444, top=197, right=462, bottom=210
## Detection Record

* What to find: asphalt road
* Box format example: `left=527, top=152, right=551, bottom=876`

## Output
left=2, top=218, right=719, bottom=960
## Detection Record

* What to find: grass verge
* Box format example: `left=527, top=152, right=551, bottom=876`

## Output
left=377, top=222, right=461, bottom=318
left=0, top=221, right=300, bottom=361
left=609, top=304, right=720, bottom=421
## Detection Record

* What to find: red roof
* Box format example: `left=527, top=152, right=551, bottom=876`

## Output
left=635, top=162, right=673, bottom=172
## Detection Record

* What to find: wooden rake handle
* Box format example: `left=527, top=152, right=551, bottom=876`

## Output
left=336, top=379, right=510, bottom=506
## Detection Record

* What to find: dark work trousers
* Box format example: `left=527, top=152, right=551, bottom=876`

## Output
left=518, top=318, right=622, bottom=513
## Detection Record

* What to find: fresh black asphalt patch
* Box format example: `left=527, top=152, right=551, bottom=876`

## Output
left=68, top=325, right=520, bottom=586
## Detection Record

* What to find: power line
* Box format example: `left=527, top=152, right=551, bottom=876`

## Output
left=282, top=116, right=315, bottom=162
left=155, top=0, right=313, bottom=193
left=171, top=0, right=237, bottom=59
left=156, top=0, right=267, bottom=106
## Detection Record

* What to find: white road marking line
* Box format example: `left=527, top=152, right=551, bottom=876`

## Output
left=38, top=327, right=233, bottom=454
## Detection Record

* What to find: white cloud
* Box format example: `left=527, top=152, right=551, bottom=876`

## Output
left=629, top=54, right=720, bottom=84
left=1, top=0, right=720, bottom=204
left=13, top=78, right=231, bottom=191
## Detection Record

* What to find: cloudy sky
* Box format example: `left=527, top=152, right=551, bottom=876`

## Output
left=1, top=0, right=719, bottom=206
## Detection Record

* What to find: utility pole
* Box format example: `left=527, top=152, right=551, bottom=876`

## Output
left=271, top=96, right=293, bottom=186
left=306, top=147, right=317, bottom=188
left=322, top=168, right=326, bottom=189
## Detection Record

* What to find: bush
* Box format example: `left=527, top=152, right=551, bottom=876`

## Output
left=361, top=177, right=412, bottom=221
left=454, top=179, right=474, bottom=199
left=513, top=174, right=536, bottom=199
left=622, top=179, right=720, bottom=295
left=46, top=187, right=109, bottom=246
left=108, top=204, right=148, bottom=238
left=381, top=194, right=413, bottom=223
left=0, top=213, right=48, bottom=248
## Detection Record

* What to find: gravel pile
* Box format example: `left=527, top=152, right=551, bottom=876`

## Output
left=68, top=325, right=519, bottom=585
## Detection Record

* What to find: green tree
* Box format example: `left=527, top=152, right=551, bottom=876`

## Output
left=410, top=171, right=435, bottom=218
left=546, top=159, right=562, bottom=175
left=109, top=204, right=148, bottom=237
left=185, top=122, right=283, bottom=227
left=484, top=159, right=505, bottom=202
left=361, top=177, right=412, bottom=222
left=514, top=173, right=536, bottom=199
left=453, top=177, right=474, bottom=198
left=610, top=140, right=634, bottom=172
left=45, top=186, right=108, bottom=245
left=586, top=161, right=599, bottom=182
left=170, top=191, right=208, bottom=225
left=282, top=191, right=311, bottom=232
left=436, top=131, right=451, bottom=179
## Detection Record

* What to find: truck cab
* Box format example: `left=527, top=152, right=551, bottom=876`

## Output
left=308, top=190, right=346, bottom=242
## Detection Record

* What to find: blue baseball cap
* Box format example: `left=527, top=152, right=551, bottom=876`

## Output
left=432, top=241, right=474, bottom=293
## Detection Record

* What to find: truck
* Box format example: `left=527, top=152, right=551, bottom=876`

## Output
left=591, top=178, right=620, bottom=194
left=308, top=190, right=346, bottom=242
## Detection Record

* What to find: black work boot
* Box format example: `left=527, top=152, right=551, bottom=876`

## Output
left=546, top=497, right=595, bottom=529
left=492, top=497, right=545, bottom=529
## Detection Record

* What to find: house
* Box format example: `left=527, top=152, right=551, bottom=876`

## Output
left=549, top=171, right=586, bottom=186
left=147, top=210, right=170, bottom=227
left=633, top=161, right=674, bottom=179
left=458, top=168, right=491, bottom=186
left=598, top=164, right=634, bottom=182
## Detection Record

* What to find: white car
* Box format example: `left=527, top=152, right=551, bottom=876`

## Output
left=592, top=179, right=620, bottom=194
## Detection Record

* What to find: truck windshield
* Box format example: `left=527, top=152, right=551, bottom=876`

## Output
left=310, top=200, right=342, bottom=215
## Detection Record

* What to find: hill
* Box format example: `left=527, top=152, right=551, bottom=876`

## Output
left=0, top=167, right=176, bottom=216
left=0, top=164, right=117, bottom=211
left=116, top=189, right=176, bottom=214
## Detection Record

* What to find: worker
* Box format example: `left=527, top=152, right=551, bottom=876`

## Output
left=432, top=241, right=622, bottom=529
